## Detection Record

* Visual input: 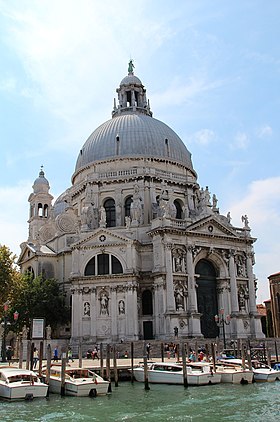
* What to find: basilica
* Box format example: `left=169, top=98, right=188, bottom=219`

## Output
left=18, top=62, right=264, bottom=346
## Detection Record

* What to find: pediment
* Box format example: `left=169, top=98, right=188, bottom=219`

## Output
left=187, top=216, right=238, bottom=238
left=18, top=242, right=38, bottom=264
left=72, top=229, right=131, bottom=249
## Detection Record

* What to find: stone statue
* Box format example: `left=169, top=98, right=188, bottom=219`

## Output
left=100, top=292, right=109, bottom=315
left=212, top=194, right=218, bottom=209
left=174, top=286, right=185, bottom=311
left=130, top=184, right=142, bottom=224
left=128, top=59, right=134, bottom=73
left=99, top=206, right=106, bottom=227
left=118, top=300, right=125, bottom=315
left=84, top=301, right=90, bottom=316
left=22, top=324, right=29, bottom=340
left=125, top=215, right=131, bottom=228
left=227, top=212, right=231, bottom=224
left=46, top=325, right=51, bottom=340
left=174, top=256, right=183, bottom=272
left=241, top=214, right=249, bottom=228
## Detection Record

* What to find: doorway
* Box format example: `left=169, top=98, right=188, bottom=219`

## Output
left=195, top=259, right=219, bottom=338
left=143, top=321, right=153, bottom=340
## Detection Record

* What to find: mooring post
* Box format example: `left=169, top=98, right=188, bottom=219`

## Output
left=130, top=341, right=134, bottom=383
left=45, top=343, right=52, bottom=397
left=19, top=336, right=23, bottom=369
left=113, top=344, right=118, bottom=387
left=106, top=344, right=112, bottom=393
left=275, top=341, right=279, bottom=362
left=182, top=341, right=188, bottom=388
left=100, top=343, right=104, bottom=378
left=211, top=343, right=216, bottom=373
left=26, top=340, right=31, bottom=370
left=60, top=355, right=67, bottom=396
left=247, top=340, right=252, bottom=370
left=78, top=341, right=82, bottom=368
left=143, top=354, right=150, bottom=390
left=161, top=342, right=164, bottom=362
left=30, top=342, right=34, bottom=371
left=38, top=341, right=43, bottom=377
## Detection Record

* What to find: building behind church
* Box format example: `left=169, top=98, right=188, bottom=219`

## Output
left=18, top=62, right=264, bottom=347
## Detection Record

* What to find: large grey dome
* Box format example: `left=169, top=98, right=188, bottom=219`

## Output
left=75, top=114, right=193, bottom=171
left=74, top=65, right=194, bottom=173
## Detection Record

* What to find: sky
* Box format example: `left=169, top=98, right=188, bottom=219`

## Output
left=0, top=0, right=279, bottom=304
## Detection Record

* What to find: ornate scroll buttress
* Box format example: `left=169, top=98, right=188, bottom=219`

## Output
left=228, top=250, right=239, bottom=314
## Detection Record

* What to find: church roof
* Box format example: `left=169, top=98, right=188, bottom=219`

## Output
left=74, top=62, right=194, bottom=174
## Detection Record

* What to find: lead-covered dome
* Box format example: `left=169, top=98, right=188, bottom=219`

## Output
left=74, top=61, right=193, bottom=174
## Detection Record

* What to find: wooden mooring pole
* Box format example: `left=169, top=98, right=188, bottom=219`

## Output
left=181, top=341, right=188, bottom=388
left=106, top=344, right=112, bottom=393
left=113, top=344, right=118, bottom=387
left=60, top=355, right=67, bottom=396
left=143, top=343, right=150, bottom=390
left=45, top=344, right=52, bottom=397
left=130, top=341, right=134, bottom=383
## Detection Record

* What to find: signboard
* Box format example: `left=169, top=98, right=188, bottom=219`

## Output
left=31, top=318, right=45, bottom=339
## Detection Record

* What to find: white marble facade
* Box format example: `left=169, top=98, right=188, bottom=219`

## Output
left=18, top=63, right=264, bottom=345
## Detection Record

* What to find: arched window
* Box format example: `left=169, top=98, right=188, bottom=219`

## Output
left=26, top=266, right=35, bottom=279
left=124, top=196, right=133, bottom=218
left=104, top=198, right=116, bottom=227
left=38, top=203, right=43, bottom=217
left=85, top=256, right=95, bottom=276
left=142, top=290, right=153, bottom=315
left=85, top=254, right=123, bottom=276
left=43, top=204, right=48, bottom=217
left=174, top=199, right=183, bottom=219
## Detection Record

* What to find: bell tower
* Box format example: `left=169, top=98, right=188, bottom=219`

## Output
left=27, top=167, right=53, bottom=242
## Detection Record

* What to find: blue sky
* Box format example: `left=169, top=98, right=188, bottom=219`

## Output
left=0, top=0, right=279, bottom=303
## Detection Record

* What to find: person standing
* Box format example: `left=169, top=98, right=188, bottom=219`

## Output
left=68, top=347, right=74, bottom=363
left=53, top=346, right=59, bottom=362
left=33, top=347, right=39, bottom=369
left=6, top=346, right=13, bottom=366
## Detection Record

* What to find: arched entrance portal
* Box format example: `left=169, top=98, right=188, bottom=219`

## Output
left=195, top=259, right=219, bottom=338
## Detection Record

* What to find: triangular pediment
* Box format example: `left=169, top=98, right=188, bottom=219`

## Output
left=72, top=228, right=131, bottom=249
left=187, top=216, right=238, bottom=238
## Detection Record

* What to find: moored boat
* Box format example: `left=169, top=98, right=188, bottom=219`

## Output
left=132, top=361, right=221, bottom=386
left=0, top=367, right=48, bottom=400
left=42, top=365, right=109, bottom=396
left=251, top=361, right=280, bottom=382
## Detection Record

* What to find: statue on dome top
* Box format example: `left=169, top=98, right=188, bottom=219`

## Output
left=128, top=59, right=134, bottom=74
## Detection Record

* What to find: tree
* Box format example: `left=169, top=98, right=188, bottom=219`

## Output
left=8, top=274, right=70, bottom=336
left=0, top=244, right=20, bottom=315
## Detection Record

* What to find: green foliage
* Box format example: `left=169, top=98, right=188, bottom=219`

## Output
left=0, top=244, right=19, bottom=313
left=8, top=274, right=70, bottom=334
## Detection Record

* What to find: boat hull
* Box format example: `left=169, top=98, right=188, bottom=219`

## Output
left=0, top=383, right=48, bottom=400
left=133, top=368, right=221, bottom=386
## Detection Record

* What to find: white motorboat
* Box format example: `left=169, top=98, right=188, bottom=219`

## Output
left=0, top=367, right=48, bottom=400
left=42, top=365, right=109, bottom=396
left=215, top=363, right=252, bottom=384
left=132, top=361, right=221, bottom=386
left=251, top=361, right=280, bottom=382
left=219, top=359, right=254, bottom=384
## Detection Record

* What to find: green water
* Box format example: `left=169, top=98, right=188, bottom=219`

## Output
left=0, top=381, right=279, bottom=422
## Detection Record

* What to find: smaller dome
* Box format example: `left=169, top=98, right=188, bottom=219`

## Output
left=120, top=74, right=142, bottom=86
left=33, top=168, right=50, bottom=193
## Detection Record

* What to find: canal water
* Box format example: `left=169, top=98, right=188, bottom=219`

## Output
left=1, top=381, right=279, bottom=422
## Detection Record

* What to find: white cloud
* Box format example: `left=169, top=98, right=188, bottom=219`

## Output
left=256, top=124, right=273, bottom=138
left=0, top=181, right=31, bottom=257
left=187, top=128, right=216, bottom=146
left=230, top=131, right=249, bottom=150
left=225, top=176, right=280, bottom=303
left=0, top=77, right=16, bottom=92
